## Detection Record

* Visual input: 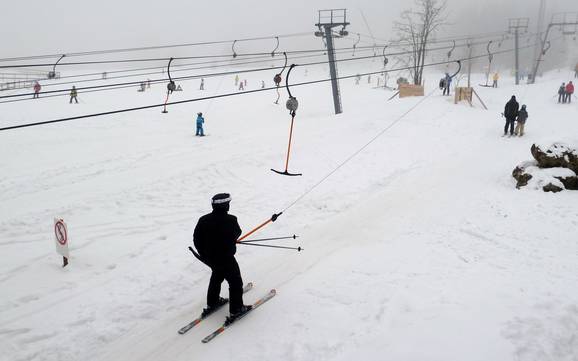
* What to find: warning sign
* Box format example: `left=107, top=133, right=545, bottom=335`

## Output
left=54, top=218, right=69, bottom=258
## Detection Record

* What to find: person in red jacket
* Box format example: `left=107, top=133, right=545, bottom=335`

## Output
left=33, top=81, right=41, bottom=99
left=566, top=81, right=574, bottom=103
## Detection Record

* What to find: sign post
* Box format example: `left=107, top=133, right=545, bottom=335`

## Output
left=54, top=218, right=69, bottom=267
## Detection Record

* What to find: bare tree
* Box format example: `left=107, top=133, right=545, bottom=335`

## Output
left=394, top=0, right=448, bottom=86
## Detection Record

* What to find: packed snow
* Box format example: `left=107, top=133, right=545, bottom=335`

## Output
left=1, top=61, right=578, bottom=361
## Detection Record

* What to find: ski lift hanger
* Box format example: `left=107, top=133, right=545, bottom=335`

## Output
left=450, top=60, right=462, bottom=79
left=447, top=40, right=456, bottom=60
left=352, top=33, right=360, bottom=56
left=48, top=54, right=65, bottom=79
left=273, top=52, right=288, bottom=104
left=232, top=40, right=238, bottom=58
left=271, top=36, right=279, bottom=57
left=382, top=45, right=389, bottom=67
left=272, top=63, right=302, bottom=177
left=162, top=57, right=176, bottom=114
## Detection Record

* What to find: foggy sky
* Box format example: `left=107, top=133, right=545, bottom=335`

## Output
left=2, top=0, right=576, bottom=65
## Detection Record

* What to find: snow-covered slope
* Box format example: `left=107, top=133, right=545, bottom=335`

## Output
left=1, top=64, right=577, bottom=361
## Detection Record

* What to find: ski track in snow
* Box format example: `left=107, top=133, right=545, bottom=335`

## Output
left=1, top=64, right=578, bottom=361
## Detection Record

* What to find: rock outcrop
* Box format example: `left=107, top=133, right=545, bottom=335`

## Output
left=513, top=143, right=578, bottom=192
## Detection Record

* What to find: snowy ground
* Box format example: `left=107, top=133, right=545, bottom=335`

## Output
left=1, top=61, right=578, bottom=361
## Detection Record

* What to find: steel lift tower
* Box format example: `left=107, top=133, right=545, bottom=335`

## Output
left=508, top=18, right=529, bottom=85
left=315, top=9, right=350, bottom=115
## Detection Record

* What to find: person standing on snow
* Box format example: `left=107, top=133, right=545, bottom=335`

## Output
left=503, top=95, right=519, bottom=137
left=200, top=78, right=205, bottom=90
left=235, top=75, right=239, bottom=86
left=69, top=86, right=78, bottom=104
left=193, top=193, right=252, bottom=319
left=195, top=112, right=205, bottom=136
left=565, top=81, right=574, bottom=103
left=443, top=72, right=452, bottom=96
left=33, top=81, right=41, bottom=99
left=514, top=104, right=528, bottom=137
left=558, top=83, right=567, bottom=104
left=492, top=72, right=499, bottom=88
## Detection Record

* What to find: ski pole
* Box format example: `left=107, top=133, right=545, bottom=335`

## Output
left=237, top=242, right=303, bottom=252
left=188, top=246, right=210, bottom=266
left=239, top=235, right=298, bottom=244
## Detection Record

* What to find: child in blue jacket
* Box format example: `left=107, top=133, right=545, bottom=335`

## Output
left=196, top=112, right=205, bottom=136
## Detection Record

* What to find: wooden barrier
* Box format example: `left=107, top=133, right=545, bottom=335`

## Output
left=454, top=86, right=488, bottom=110
left=454, top=87, right=473, bottom=104
left=399, top=84, right=424, bottom=98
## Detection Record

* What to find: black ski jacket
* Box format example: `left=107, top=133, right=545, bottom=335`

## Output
left=517, top=109, right=528, bottom=123
left=504, top=99, right=519, bottom=119
left=193, top=209, right=242, bottom=266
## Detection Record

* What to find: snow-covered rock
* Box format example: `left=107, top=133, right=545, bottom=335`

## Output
left=514, top=143, right=578, bottom=192
left=513, top=162, right=577, bottom=192
left=531, top=142, right=578, bottom=173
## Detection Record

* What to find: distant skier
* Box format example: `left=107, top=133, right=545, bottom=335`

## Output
left=367, top=74, right=371, bottom=84
left=558, top=83, right=567, bottom=104
left=443, top=72, right=452, bottom=96
left=492, top=72, right=499, bottom=88
left=69, top=86, right=78, bottom=104
left=238, top=81, right=244, bottom=91
left=514, top=104, right=528, bottom=137
left=196, top=112, right=205, bottom=136
left=200, top=78, right=205, bottom=90
left=193, top=193, right=252, bottom=319
left=244, top=79, right=247, bottom=87
left=565, top=81, right=574, bottom=103
left=33, top=81, right=41, bottom=99
left=235, top=75, right=239, bottom=86
left=503, top=95, right=519, bottom=137
left=355, top=74, right=361, bottom=85
left=261, top=80, right=265, bottom=89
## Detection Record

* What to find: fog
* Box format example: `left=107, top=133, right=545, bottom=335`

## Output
left=2, top=0, right=576, bottom=69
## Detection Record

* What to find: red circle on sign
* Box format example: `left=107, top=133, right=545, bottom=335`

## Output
left=54, top=221, right=67, bottom=245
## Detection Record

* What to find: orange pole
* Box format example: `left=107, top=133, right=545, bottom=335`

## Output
left=162, top=92, right=170, bottom=112
left=284, top=115, right=295, bottom=171
left=237, top=219, right=272, bottom=242
left=237, top=212, right=282, bottom=243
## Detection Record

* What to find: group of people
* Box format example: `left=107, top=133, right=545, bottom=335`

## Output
left=235, top=75, right=248, bottom=90
left=503, top=95, right=528, bottom=137
left=558, top=81, right=574, bottom=104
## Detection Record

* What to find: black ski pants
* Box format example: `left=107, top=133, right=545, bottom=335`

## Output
left=443, top=85, right=450, bottom=96
left=504, top=117, right=515, bottom=135
left=207, top=257, right=244, bottom=313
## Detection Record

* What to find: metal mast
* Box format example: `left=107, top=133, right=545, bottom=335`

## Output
left=315, top=9, right=350, bottom=115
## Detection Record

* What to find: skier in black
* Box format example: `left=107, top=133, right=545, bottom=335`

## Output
left=193, top=193, right=251, bottom=319
left=503, top=95, right=519, bottom=137
left=558, top=83, right=566, bottom=104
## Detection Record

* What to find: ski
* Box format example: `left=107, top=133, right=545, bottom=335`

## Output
left=178, top=282, right=253, bottom=335
left=201, top=289, right=277, bottom=343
